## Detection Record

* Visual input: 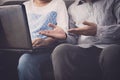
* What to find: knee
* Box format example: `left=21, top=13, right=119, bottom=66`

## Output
left=99, top=45, right=120, bottom=67
left=18, top=54, right=33, bottom=70
left=103, top=45, right=120, bottom=54
left=51, top=44, right=72, bottom=60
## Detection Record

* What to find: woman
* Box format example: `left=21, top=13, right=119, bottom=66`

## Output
left=18, top=0, right=68, bottom=80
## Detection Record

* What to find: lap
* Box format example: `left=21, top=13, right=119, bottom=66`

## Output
left=52, top=43, right=102, bottom=60
left=52, top=44, right=103, bottom=80
left=19, top=52, right=51, bottom=66
left=52, top=44, right=102, bottom=70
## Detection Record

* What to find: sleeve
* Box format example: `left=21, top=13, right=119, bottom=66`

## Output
left=96, top=0, right=120, bottom=42
left=64, top=5, right=79, bottom=44
left=56, top=1, right=78, bottom=44
left=56, top=0, right=68, bottom=33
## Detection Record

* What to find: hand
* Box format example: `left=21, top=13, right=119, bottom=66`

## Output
left=32, top=38, right=49, bottom=47
left=39, top=23, right=67, bottom=40
left=68, top=21, right=97, bottom=36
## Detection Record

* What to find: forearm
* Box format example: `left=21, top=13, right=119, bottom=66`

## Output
left=97, top=24, right=120, bottom=41
left=97, top=1, right=120, bottom=41
left=44, top=37, right=56, bottom=45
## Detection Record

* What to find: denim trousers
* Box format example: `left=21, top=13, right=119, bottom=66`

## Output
left=18, top=46, right=56, bottom=80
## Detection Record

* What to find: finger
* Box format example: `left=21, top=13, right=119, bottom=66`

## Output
left=68, top=29, right=78, bottom=34
left=48, top=23, right=57, bottom=29
left=35, top=44, right=41, bottom=47
left=32, top=43, right=36, bottom=47
left=39, top=31, right=45, bottom=34
left=32, top=39, right=37, bottom=45
left=32, top=41, right=38, bottom=47
left=68, top=29, right=76, bottom=33
left=83, top=21, right=92, bottom=26
left=39, top=31, right=51, bottom=37
left=32, top=39, right=40, bottom=46
left=39, top=30, right=49, bottom=34
left=68, top=28, right=79, bottom=32
left=68, top=28, right=84, bottom=35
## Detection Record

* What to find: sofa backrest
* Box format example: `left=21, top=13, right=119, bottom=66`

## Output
left=0, top=0, right=74, bottom=8
left=0, top=0, right=27, bottom=5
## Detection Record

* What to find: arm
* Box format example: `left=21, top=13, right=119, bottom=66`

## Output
left=40, top=3, right=78, bottom=44
left=97, top=1, right=120, bottom=41
left=39, top=23, right=78, bottom=44
left=56, top=0, right=78, bottom=44
left=39, top=1, right=78, bottom=44
left=44, top=37, right=56, bottom=45
left=56, top=0, right=68, bottom=32
left=65, top=13, right=79, bottom=44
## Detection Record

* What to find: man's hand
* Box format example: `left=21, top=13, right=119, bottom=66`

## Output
left=68, top=21, right=97, bottom=36
left=39, top=23, right=67, bottom=40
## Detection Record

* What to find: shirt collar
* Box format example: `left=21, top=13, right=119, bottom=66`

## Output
left=77, top=0, right=99, bottom=5
left=78, top=0, right=86, bottom=5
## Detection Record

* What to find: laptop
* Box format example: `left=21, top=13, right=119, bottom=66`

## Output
left=0, top=5, right=47, bottom=53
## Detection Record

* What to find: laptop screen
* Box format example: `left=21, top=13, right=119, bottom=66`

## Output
left=0, top=5, right=33, bottom=52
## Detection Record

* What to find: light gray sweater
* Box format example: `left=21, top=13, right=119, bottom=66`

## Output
left=67, top=0, right=120, bottom=48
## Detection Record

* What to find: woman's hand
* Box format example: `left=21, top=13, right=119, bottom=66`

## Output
left=32, top=38, right=52, bottom=47
left=39, top=23, right=67, bottom=40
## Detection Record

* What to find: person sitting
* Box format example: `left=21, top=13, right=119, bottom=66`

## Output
left=17, top=0, right=68, bottom=80
left=40, top=0, right=120, bottom=80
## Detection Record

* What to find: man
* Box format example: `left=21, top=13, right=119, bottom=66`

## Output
left=40, top=0, right=120, bottom=80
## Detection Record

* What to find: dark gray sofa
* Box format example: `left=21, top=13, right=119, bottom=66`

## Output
left=0, top=0, right=74, bottom=80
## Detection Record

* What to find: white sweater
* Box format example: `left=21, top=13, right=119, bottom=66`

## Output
left=24, top=0, right=68, bottom=40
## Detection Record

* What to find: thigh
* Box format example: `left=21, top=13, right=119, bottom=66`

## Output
left=100, top=44, right=120, bottom=63
left=52, top=44, right=102, bottom=80
left=19, top=52, right=52, bottom=67
left=100, top=45, right=120, bottom=80
left=53, top=44, right=102, bottom=68
left=66, top=45, right=102, bottom=78
left=100, top=44, right=120, bottom=69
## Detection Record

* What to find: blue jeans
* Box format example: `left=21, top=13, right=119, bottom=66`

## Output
left=18, top=52, right=52, bottom=80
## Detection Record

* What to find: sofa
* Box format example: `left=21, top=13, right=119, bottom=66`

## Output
left=0, top=0, right=74, bottom=80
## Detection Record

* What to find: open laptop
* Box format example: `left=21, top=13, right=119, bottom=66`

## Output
left=0, top=5, right=45, bottom=53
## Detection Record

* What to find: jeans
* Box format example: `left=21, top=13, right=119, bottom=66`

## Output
left=17, top=41, right=61, bottom=80
left=18, top=45, right=56, bottom=80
